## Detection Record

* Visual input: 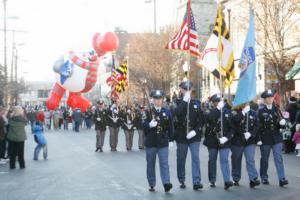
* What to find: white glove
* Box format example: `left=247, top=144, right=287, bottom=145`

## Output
left=183, top=91, right=191, bottom=102
left=242, top=105, right=250, bottom=116
left=149, top=119, right=158, bottom=128
left=186, top=130, right=196, bottom=139
left=169, top=141, right=174, bottom=148
left=96, top=117, right=101, bottom=121
left=113, top=109, right=118, bottom=114
left=244, top=132, right=251, bottom=140
left=257, top=141, right=263, bottom=146
left=217, top=101, right=224, bottom=110
left=279, top=119, right=286, bottom=126
left=219, top=136, right=228, bottom=144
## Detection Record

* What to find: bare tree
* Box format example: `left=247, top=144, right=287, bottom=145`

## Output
left=125, top=26, right=182, bottom=101
left=253, top=0, right=300, bottom=107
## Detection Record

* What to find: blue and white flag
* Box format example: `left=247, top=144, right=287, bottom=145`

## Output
left=232, top=10, right=256, bottom=107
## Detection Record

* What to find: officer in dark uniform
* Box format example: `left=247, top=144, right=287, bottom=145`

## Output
left=120, top=105, right=135, bottom=151
left=134, top=105, right=146, bottom=150
left=231, top=103, right=260, bottom=188
left=93, top=100, right=107, bottom=152
left=203, top=94, right=234, bottom=190
left=107, top=99, right=121, bottom=151
left=174, top=81, right=204, bottom=190
left=258, top=89, right=288, bottom=187
left=143, top=90, right=174, bottom=192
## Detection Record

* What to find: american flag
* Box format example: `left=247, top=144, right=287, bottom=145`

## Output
left=165, top=4, right=200, bottom=57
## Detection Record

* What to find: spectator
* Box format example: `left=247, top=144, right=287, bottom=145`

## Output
left=72, top=108, right=82, bottom=132
left=53, top=109, right=60, bottom=130
left=0, top=106, right=8, bottom=164
left=286, top=96, right=298, bottom=153
left=36, top=108, right=45, bottom=128
left=27, top=108, right=36, bottom=132
left=292, top=124, right=300, bottom=157
left=44, top=109, right=52, bottom=131
left=85, top=108, right=93, bottom=130
left=63, top=108, right=70, bottom=130
left=7, top=106, right=27, bottom=169
left=33, top=121, right=48, bottom=160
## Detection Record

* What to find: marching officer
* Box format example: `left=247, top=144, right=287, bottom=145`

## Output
left=143, top=90, right=174, bottom=192
left=120, top=105, right=135, bottom=151
left=258, top=89, right=288, bottom=187
left=203, top=94, right=234, bottom=190
left=107, top=98, right=121, bottom=151
left=174, top=81, right=204, bottom=190
left=94, top=100, right=107, bottom=152
left=231, top=103, right=261, bottom=188
left=134, top=105, right=146, bottom=150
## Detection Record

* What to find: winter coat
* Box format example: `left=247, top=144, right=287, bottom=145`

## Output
left=7, top=116, right=27, bottom=142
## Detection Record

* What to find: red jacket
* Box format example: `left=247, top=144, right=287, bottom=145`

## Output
left=292, top=132, right=300, bottom=144
left=36, top=111, right=45, bottom=123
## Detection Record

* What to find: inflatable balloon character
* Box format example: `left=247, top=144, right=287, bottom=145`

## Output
left=46, top=32, right=119, bottom=112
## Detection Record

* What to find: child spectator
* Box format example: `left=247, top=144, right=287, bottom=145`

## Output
left=33, top=121, right=48, bottom=160
left=292, top=124, right=300, bottom=157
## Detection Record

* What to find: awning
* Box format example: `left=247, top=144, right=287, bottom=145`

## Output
left=286, top=62, right=300, bottom=80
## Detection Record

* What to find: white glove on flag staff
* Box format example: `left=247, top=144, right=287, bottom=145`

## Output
left=242, top=105, right=250, bottom=116
left=149, top=119, right=158, bottom=128
left=217, top=101, right=224, bottom=110
left=169, top=142, right=174, bottom=148
left=183, top=91, right=191, bottom=102
left=280, top=119, right=286, bottom=126
left=186, top=130, right=196, bottom=139
left=219, top=137, right=228, bottom=144
left=244, top=132, right=251, bottom=140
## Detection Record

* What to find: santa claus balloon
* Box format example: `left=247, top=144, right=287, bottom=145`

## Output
left=46, top=32, right=119, bottom=112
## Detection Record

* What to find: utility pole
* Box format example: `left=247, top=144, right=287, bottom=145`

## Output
left=3, top=0, right=8, bottom=106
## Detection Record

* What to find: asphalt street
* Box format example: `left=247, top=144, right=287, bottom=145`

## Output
left=0, top=126, right=300, bottom=200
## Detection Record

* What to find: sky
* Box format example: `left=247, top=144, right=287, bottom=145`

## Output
left=0, top=0, right=178, bottom=82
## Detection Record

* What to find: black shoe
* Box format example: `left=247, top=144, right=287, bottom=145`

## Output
left=234, top=181, right=239, bottom=186
left=224, top=181, right=233, bottom=190
left=210, top=182, right=216, bottom=188
left=95, top=148, right=100, bottom=152
left=193, top=184, right=203, bottom=190
left=262, top=179, right=270, bottom=185
left=164, top=183, right=173, bottom=193
left=250, top=179, right=261, bottom=188
left=10, top=166, right=16, bottom=170
left=180, top=182, right=186, bottom=189
left=149, top=186, right=155, bottom=192
left=279, top=179, right=288, bottom=187
left=100, top=148, right=103, bottom=152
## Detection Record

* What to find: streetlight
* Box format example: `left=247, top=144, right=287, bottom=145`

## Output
left=145, top=0, right=157, bottom=33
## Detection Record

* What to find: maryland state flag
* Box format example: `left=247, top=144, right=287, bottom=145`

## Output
left=198, top=5, right=235, bottom=87
left=115, top=62, right=128, bottom=93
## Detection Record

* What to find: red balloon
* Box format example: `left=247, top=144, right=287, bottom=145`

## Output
left=93, top=33, right=105, bottom=57
left=99, top=32, right=119, bottom=52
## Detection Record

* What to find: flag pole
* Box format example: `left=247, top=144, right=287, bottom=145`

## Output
left=186, top=0, right=191, bottom=136
left=217, top=3, right=224, bottom=138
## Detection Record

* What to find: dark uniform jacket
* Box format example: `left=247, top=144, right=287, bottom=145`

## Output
left=231, top=109, right=258, bottom=146
left=258, top=104, right=283, bottom=145
left=143, top=107, right=174, bottom=148
left=107, top=105, right=121, bottom=128
left=203, top=107, right=234, bottom=149
left=120, top=110, right=135, bottom=131
left=134, top=109, right=145, bottom=130
left=174, top=99, right=204, bottom=144
left=93, top=108, right=107, bottom=131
